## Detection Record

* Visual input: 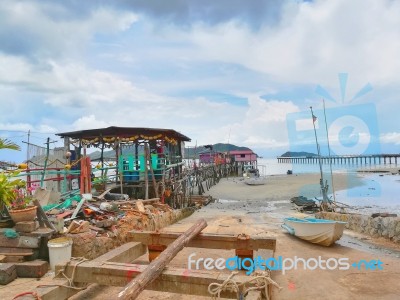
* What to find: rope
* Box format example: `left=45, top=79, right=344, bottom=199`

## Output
left=53, top=257, right=89, bottom=290
left=208, top=271, right=282, bottom=300
left=208, top=272, right=240, bottom=299
left=12, top=291, right=41, bottom=300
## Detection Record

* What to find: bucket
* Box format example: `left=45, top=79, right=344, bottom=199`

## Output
left=48, top=237, right=73, bottom=270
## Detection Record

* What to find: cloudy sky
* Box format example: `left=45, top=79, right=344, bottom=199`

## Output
left=1, top=0, right=400, bottom=162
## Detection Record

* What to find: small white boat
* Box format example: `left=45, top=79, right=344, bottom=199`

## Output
left=244, top=177, right=267, bottom=185
left=243, top=167, right=267, bottom=185
left=281, top=217, right=346, bottom=246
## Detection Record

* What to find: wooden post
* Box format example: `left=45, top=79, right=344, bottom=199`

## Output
left=144, top=143, right=149, bottom=200
left=118, top=218, right=208, bottom=299
left=148, top=151, right=159, bottom=198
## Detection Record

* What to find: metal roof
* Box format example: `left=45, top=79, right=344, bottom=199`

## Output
left=56, top=126, right=191, bottom=142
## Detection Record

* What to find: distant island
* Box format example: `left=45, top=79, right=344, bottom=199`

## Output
left=279, top=151, right=317, bottom=157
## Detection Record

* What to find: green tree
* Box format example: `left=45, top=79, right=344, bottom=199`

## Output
left=0, top=138, right=20, bottom=151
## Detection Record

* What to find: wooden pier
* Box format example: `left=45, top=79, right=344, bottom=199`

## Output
left=277, top=154, right=400, bottom=165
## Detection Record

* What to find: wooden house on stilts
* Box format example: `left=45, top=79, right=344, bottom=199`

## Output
left=56, top=126, right=191, bottom=207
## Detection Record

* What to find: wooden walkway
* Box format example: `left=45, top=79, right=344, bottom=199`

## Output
left=277, top=154, right=400, bottom=165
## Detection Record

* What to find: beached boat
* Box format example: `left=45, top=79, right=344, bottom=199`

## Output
left=281, top=217, right=346, bottom=246
left=243, top=167, right=267, bottom=185
left=244, top=177, right=267, bottom=185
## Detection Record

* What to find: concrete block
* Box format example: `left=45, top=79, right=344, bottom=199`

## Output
left=0, top=263, right=17, bottom=285
left=15, top=221, right=38, bottom=233
left=15, top=260, right=49, bottom=278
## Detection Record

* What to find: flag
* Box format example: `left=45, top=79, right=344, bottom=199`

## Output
left=312, top=114, right=317, bottom=123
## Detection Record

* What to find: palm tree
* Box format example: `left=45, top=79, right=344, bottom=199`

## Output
left=0, top=138, right=20, bottom=151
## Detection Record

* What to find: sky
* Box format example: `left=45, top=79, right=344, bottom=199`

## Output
left=1, top=0, right=400, bottom=163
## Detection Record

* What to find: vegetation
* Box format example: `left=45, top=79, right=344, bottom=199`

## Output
left=280, top=151, right=317, bottom=157
left=0, top=137, right=23, bottom=208
left=0, top=138, right=21, bottom=151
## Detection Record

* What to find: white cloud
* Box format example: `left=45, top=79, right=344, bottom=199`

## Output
left=0, top=1, right=138, bottom=59
left=0, top=122, right=57, bottom=133
left=186, top=0, right=400, bottom=90
left=71, top=115, right=110, bottom=131
left=205, top=96, right=300, bottom=150
left=380, top=132, right=400, bottom=145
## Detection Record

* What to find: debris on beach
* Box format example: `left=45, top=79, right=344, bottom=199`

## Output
left=371, top=212, right=398, bottom=218
left=0, top=190, right=211, bottom=286
left=290, top=196, right=318, bottom=213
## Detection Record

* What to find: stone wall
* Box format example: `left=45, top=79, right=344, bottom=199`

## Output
left=316, top=212, right=400, bottom=243
left=68, top=207, right=195, bottom=259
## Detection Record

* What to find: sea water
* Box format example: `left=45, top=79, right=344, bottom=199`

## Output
left=258, top=158, right=400, bottom=213
left=256, top=158, right=399, bottom=176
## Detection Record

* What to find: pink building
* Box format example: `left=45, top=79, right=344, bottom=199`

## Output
left=229, top=150, right=257, bottom=163
left=199, top=151, right=226, bottom=164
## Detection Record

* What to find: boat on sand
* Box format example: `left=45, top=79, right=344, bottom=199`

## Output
left=281, top=217, right=346, bottom=246
left=243, top=167, right=267, bottom=185
left=244, top=177, right=267, bottom=185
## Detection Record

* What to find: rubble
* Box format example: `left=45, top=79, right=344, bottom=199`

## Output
left=0, top=189, right=210, bottom=286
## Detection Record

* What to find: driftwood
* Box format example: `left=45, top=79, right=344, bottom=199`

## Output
left=118, top=218, right=208, bottom=299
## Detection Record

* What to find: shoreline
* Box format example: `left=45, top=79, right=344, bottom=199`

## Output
left=209, top=172, right=364, bottom=202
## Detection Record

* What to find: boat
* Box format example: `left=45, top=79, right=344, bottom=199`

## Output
left=281, top=217, right=346, bottom=246
left=243, top=167, right=267, bottom=185
left=244, top=177, right=267, bottom=185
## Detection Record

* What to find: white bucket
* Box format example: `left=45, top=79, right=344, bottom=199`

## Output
left=48, top=237, right=73, bottom=270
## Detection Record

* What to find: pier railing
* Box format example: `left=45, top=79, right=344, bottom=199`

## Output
left=277, top=154, right=400, bottom=165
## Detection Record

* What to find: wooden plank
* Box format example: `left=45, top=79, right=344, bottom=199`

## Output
left=0, top=247, right=34, bottom=256
left=33, top=199, right=57, bottom=232
left=135, top=200, right=146, bottom=213
left=0, top=233, right=40, bottom=248
left=53, top=261, right=250, bottom=299
left=37, top=279, right=79, bottom=300
left=129, top=231, right=276, bottom=251
left=119, top=218, right=208, bottom=299
left=246, top=291, right=263, bottom=300
left=93, top=242, right=147, bottom=263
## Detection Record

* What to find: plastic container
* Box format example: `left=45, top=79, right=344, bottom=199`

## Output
left=48, top=237, right=73, bottom=270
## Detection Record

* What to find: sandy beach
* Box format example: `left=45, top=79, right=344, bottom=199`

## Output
left=2, top=172, right=399, bottom=300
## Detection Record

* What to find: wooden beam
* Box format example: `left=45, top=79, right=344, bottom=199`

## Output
left=50, top=260, right=256, bottom=299
left=129, top=231, right=276, bottom=251
left=246, top=291, right=263, bottom=300
left=0, top=247, right=34, bottom=256
left=93, top=242, right=147, bottom=263
left=119, top=218, right=208, bottom=299
left=37, top=242, right=147, bottom=300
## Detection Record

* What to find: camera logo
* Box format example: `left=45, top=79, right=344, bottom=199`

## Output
left=286, top=73, right=381, bottom=197
left=287, top=73, right=380, bottom=157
